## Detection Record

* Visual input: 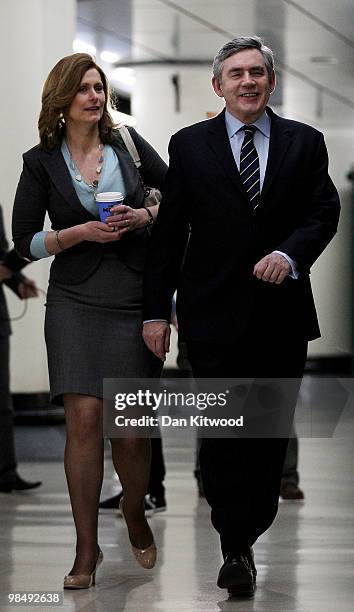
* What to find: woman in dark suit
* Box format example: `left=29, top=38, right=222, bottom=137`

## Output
left=12, top=53, right=167, bottom=588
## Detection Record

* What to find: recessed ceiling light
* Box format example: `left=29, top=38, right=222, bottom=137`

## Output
left=310, top=56, right=338, bottom=64
left=100, top=50, right=120, bottom=64
left=73, top=39, right=97, bottom=56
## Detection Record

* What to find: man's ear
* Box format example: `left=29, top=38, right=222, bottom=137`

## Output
left=212, top=76, right=224, bottom=98
left=269, top=70, right=276, bottom=94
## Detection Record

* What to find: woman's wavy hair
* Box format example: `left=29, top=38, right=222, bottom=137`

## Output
left=38, top=53, right=115, bottom=150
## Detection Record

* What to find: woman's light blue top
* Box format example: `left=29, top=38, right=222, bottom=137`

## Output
left=30, top=140, right=126, bottom=258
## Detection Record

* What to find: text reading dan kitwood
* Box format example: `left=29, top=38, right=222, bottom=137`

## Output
left=113, top=389, right=244, bottom=428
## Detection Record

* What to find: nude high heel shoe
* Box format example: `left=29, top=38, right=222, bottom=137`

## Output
left=63, top=547, right=103, bottom=589
left=119, top=498, right=157, bottom=569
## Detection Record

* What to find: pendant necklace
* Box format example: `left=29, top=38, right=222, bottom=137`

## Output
left=68, top=142, right=104, bottom=191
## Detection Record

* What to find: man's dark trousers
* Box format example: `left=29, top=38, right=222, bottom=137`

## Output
left=0, top=336, right=17, bottom=480
left=187, top=325, right=307, bottom=557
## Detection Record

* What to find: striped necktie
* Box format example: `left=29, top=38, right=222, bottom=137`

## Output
left=239, top=125, right=260, bottom=209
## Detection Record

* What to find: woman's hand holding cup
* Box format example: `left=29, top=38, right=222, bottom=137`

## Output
left=106, top=204, right=145, bottom=232
left=93, top=191, right=129, bottom=238
left=81, top=220, right=129, bottom=242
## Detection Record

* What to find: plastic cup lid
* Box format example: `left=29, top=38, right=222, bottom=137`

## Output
left=95, top=192, right=124, bottom=202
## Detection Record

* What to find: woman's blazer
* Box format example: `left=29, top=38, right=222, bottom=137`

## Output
left=12, top=129, right=167, bottom=285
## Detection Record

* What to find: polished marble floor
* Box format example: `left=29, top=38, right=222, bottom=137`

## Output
left=0, top=433, right=353, bottom=612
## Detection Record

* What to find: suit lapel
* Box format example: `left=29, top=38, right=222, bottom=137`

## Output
left=207, top=108, right=294, bottom=211
left=261, top=108, right=293, bottom=200
left=39, top=147, right=94, bottom=218
left=207, top=110, right=249, bottom=204
left=39, top=134, right=141, bottom=216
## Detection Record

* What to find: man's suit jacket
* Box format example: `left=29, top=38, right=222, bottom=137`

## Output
left=12, top=129, right=167, bottom=285
left=0, top=206, right=24, bottom=337
left=143, top=107, right=340, bottom=344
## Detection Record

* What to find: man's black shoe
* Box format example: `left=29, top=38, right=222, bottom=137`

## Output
left=0, top=473, right=42, bottom=493
left=99, top=492, right=160, bottom=517
left=148, top=494, right=167, bottom=513
left=217, top=551, right=256, bottom=597
left=117, top=495, right=155, bottom=517
left=99, top=492, right=122, bottom=510
left=246, top=547, right=257, bottom=582
left=280, top=482, right=305, bottom=501
left=99, top=492, right=156, bottom=517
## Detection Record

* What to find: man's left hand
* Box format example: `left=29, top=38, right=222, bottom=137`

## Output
left=253, top=253, right=290, bottom=284
left=18, top=279, right=39, bottom=299
left=143, top=321, right=171, bottom=361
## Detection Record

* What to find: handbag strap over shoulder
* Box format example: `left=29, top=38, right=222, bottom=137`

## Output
left=116, top=123, right=162, bottom=208
left=116, top=123, right=141, bottom=169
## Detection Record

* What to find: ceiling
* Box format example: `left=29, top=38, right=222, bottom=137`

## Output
left=76, top=0, right=354, bottom=126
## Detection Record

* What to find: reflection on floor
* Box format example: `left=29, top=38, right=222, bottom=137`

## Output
left=0, top=433, right=353, bottom=612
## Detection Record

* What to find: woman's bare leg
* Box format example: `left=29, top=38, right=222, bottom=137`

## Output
left=63, top=394, right=103, bottom=574
left=110, top=438, right=154, bottom=548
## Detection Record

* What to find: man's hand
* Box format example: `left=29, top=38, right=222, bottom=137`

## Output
left=0, top=263, right=12, bottom=283
left=143, top=321, right=171, bottom=361
left=253, top=253, right=291, bottom=284
left=18, top=278, right=38, bottom=299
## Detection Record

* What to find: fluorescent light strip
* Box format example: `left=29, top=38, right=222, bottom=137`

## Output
left=100, top=50, right=120, bottom=64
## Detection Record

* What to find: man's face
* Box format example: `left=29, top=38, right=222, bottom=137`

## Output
left=212, top=48, right=275, bottom=124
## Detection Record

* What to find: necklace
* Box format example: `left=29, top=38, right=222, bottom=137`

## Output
left=67, top=142, right=104, bottom=190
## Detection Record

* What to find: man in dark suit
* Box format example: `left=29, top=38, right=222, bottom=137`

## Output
left=142, top=37, right=340, bottom=596
left=0, top=204, right=41, bottom=493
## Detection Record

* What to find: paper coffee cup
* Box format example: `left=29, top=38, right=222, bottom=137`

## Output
left=95, top=191, right=124, bottom=222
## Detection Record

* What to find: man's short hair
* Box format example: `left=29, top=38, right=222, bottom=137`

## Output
left=213, top=36, right=274, bottom=83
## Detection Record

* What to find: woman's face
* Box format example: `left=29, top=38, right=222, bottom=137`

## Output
left=66, top=68, right=105, bottom=128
